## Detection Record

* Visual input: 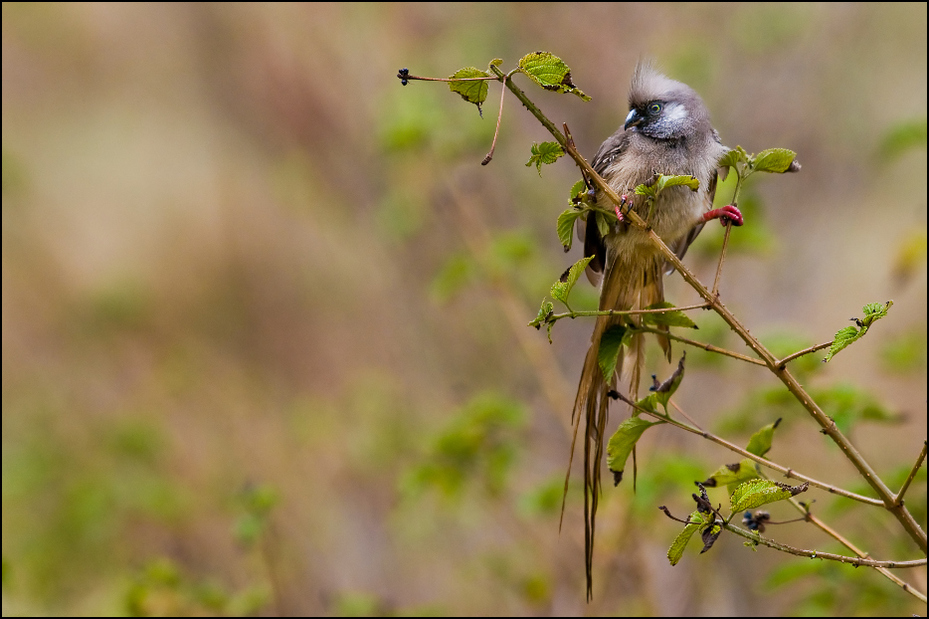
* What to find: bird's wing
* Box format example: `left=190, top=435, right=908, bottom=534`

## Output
left=579, top=130, right=631, bottom=285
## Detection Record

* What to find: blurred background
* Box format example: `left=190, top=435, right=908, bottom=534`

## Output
left=2, top=3, right=926, bottom=616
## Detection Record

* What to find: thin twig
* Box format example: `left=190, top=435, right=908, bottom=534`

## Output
left=711, top=224, right=732, bottom=296
left=798, top=502, right=927, bottom=602
left=632, top=326, right=768, bottom=367
left=776, top=341, right=833, bottom=368
left=549, top=302, right=710, bottom=320
left=612, top=392, right=884, bottom=506
left=481, top=74, right=509, bottom=165
left=490, top=64, right=568, bottom=150
left=722, top=523, right=927, bottom=569
left=401, top=74, right=498, bottom=83
left=668, top=398, right=704, bottom=432
left=895, top=441, right=928, bottom=506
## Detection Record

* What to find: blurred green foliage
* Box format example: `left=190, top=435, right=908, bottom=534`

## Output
left=400, top=392, right=525, bottom=501
left=125, top=558, right=270, bottom=617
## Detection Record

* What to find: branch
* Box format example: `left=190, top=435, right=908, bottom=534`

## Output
left=776, top=341, right=833, bottom=368
left=632, top=326, right=768, bottom=367
left=895, top=441, right=928, bottom=506
left=612, top=392, right=884, bottom=506
left=798, top=502, right=927, bottom=603
left=723, top=523, right=927, bottom=569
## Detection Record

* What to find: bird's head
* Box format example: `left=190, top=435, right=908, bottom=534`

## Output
left=624, top=63, right=711, bottom=140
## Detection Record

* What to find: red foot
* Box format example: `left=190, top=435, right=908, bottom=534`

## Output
left=614, top=194, right=630, bottom=222
left=703, top=204, right=743, bottom=227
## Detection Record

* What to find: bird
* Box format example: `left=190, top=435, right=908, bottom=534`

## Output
left=570, top=61, right=742, bottom=600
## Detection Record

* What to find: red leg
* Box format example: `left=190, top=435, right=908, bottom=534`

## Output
left=614, top=194, right=630, bottom=222
left=702, top=204, right=743, bottom=227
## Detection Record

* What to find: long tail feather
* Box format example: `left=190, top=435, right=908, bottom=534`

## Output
left=563, top=253, right=666, bottom=601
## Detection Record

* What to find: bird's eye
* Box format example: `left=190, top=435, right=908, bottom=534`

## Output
left=648, top=103, right=662, bottom=115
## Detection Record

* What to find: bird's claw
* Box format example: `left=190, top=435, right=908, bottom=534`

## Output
left=614, top=194, right=631, bottom=222
left=703, top=204, right=743, bottom=227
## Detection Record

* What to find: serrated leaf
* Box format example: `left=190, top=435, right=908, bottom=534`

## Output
left=517, top=51, right=591, bottom=101
left=634, top=392, right=659, bottom=415
left=528, top=300, right=554, bottom=331
left=525, top=141, right=565, bottom=175
left=745, top=418, right=780, bottom=457
left=702, top=459, right=759, bottom=487
left=634, top=183, right=658, bottom=198
left=824, top=325, right=860, bottom=362
left=597, top=325, right=627, bottom=381
left=550, top=281, right=569, bottom=303
left=634, top=174, right=699, bottom=201
left=823, top=301, right=892, bottom=362
left=551, top=255, right=593, bottom=304
left=667, top=510, right=705, bottom=566
left=730, top=479, right=809, bottom=512
left=655, top=174, right=700, bottom=193
left=563, top=255, right=593, bottom=291
left=862, top=300, right=892, bottom=326
left=753, top=148, right=798, bottom=173
left=556, top=209, right=583, bottom=250
left=718, top=147, right=748, bottom=169
left=569, top=179, right=588, bottom=201
left=606, top=416, right=663, bottom=485
left=642, top=302, right=698, bottom=329
left=448, top=67, right=490, bottom=109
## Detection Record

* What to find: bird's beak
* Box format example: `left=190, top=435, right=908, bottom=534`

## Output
left=624, top=108, right=642, bottom=130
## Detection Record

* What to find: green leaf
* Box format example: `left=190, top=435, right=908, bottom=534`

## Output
left=861, top=300, right=892, bottom=326
left=606, top=416, right=663, bottom=485
left=718, top=147, right=749, bottom=170
left=730, top=479, right=809, bottom=512
left=642, top=302, right=698, bottom=329
left=655, top=174, right=700, bottom=193
left=667, top=509, right=706, bottom=566
left=823, top=301, right=893, bottom=362
left=569, top=179, right=588, bottom=202
left=550, top=255, right=593, bottom=305
left=528, top=300, right=555, bottom=342
left=529, top=300, right=554, bottom=325
left=517, top=51, right=591, bottom=101
left=650, top=353, right=686, bottom=413
left=448, top=67, right=491, bottom=109
left=595, top=211, right=610, bottom=238
left=634, top=174, right=700, bottom=200
left=597, top=325, right=628, bottom=381
left=702, top=459, right=759, bottom=488
left=745, top=418, right=781, bottom=457
left=556, top=209, right=583, bottom=250
left=752, top=148, right=798, bottom=173
left=525, top=141, right=565, bottom=175
left=824, top=325, right=859, bottom=363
